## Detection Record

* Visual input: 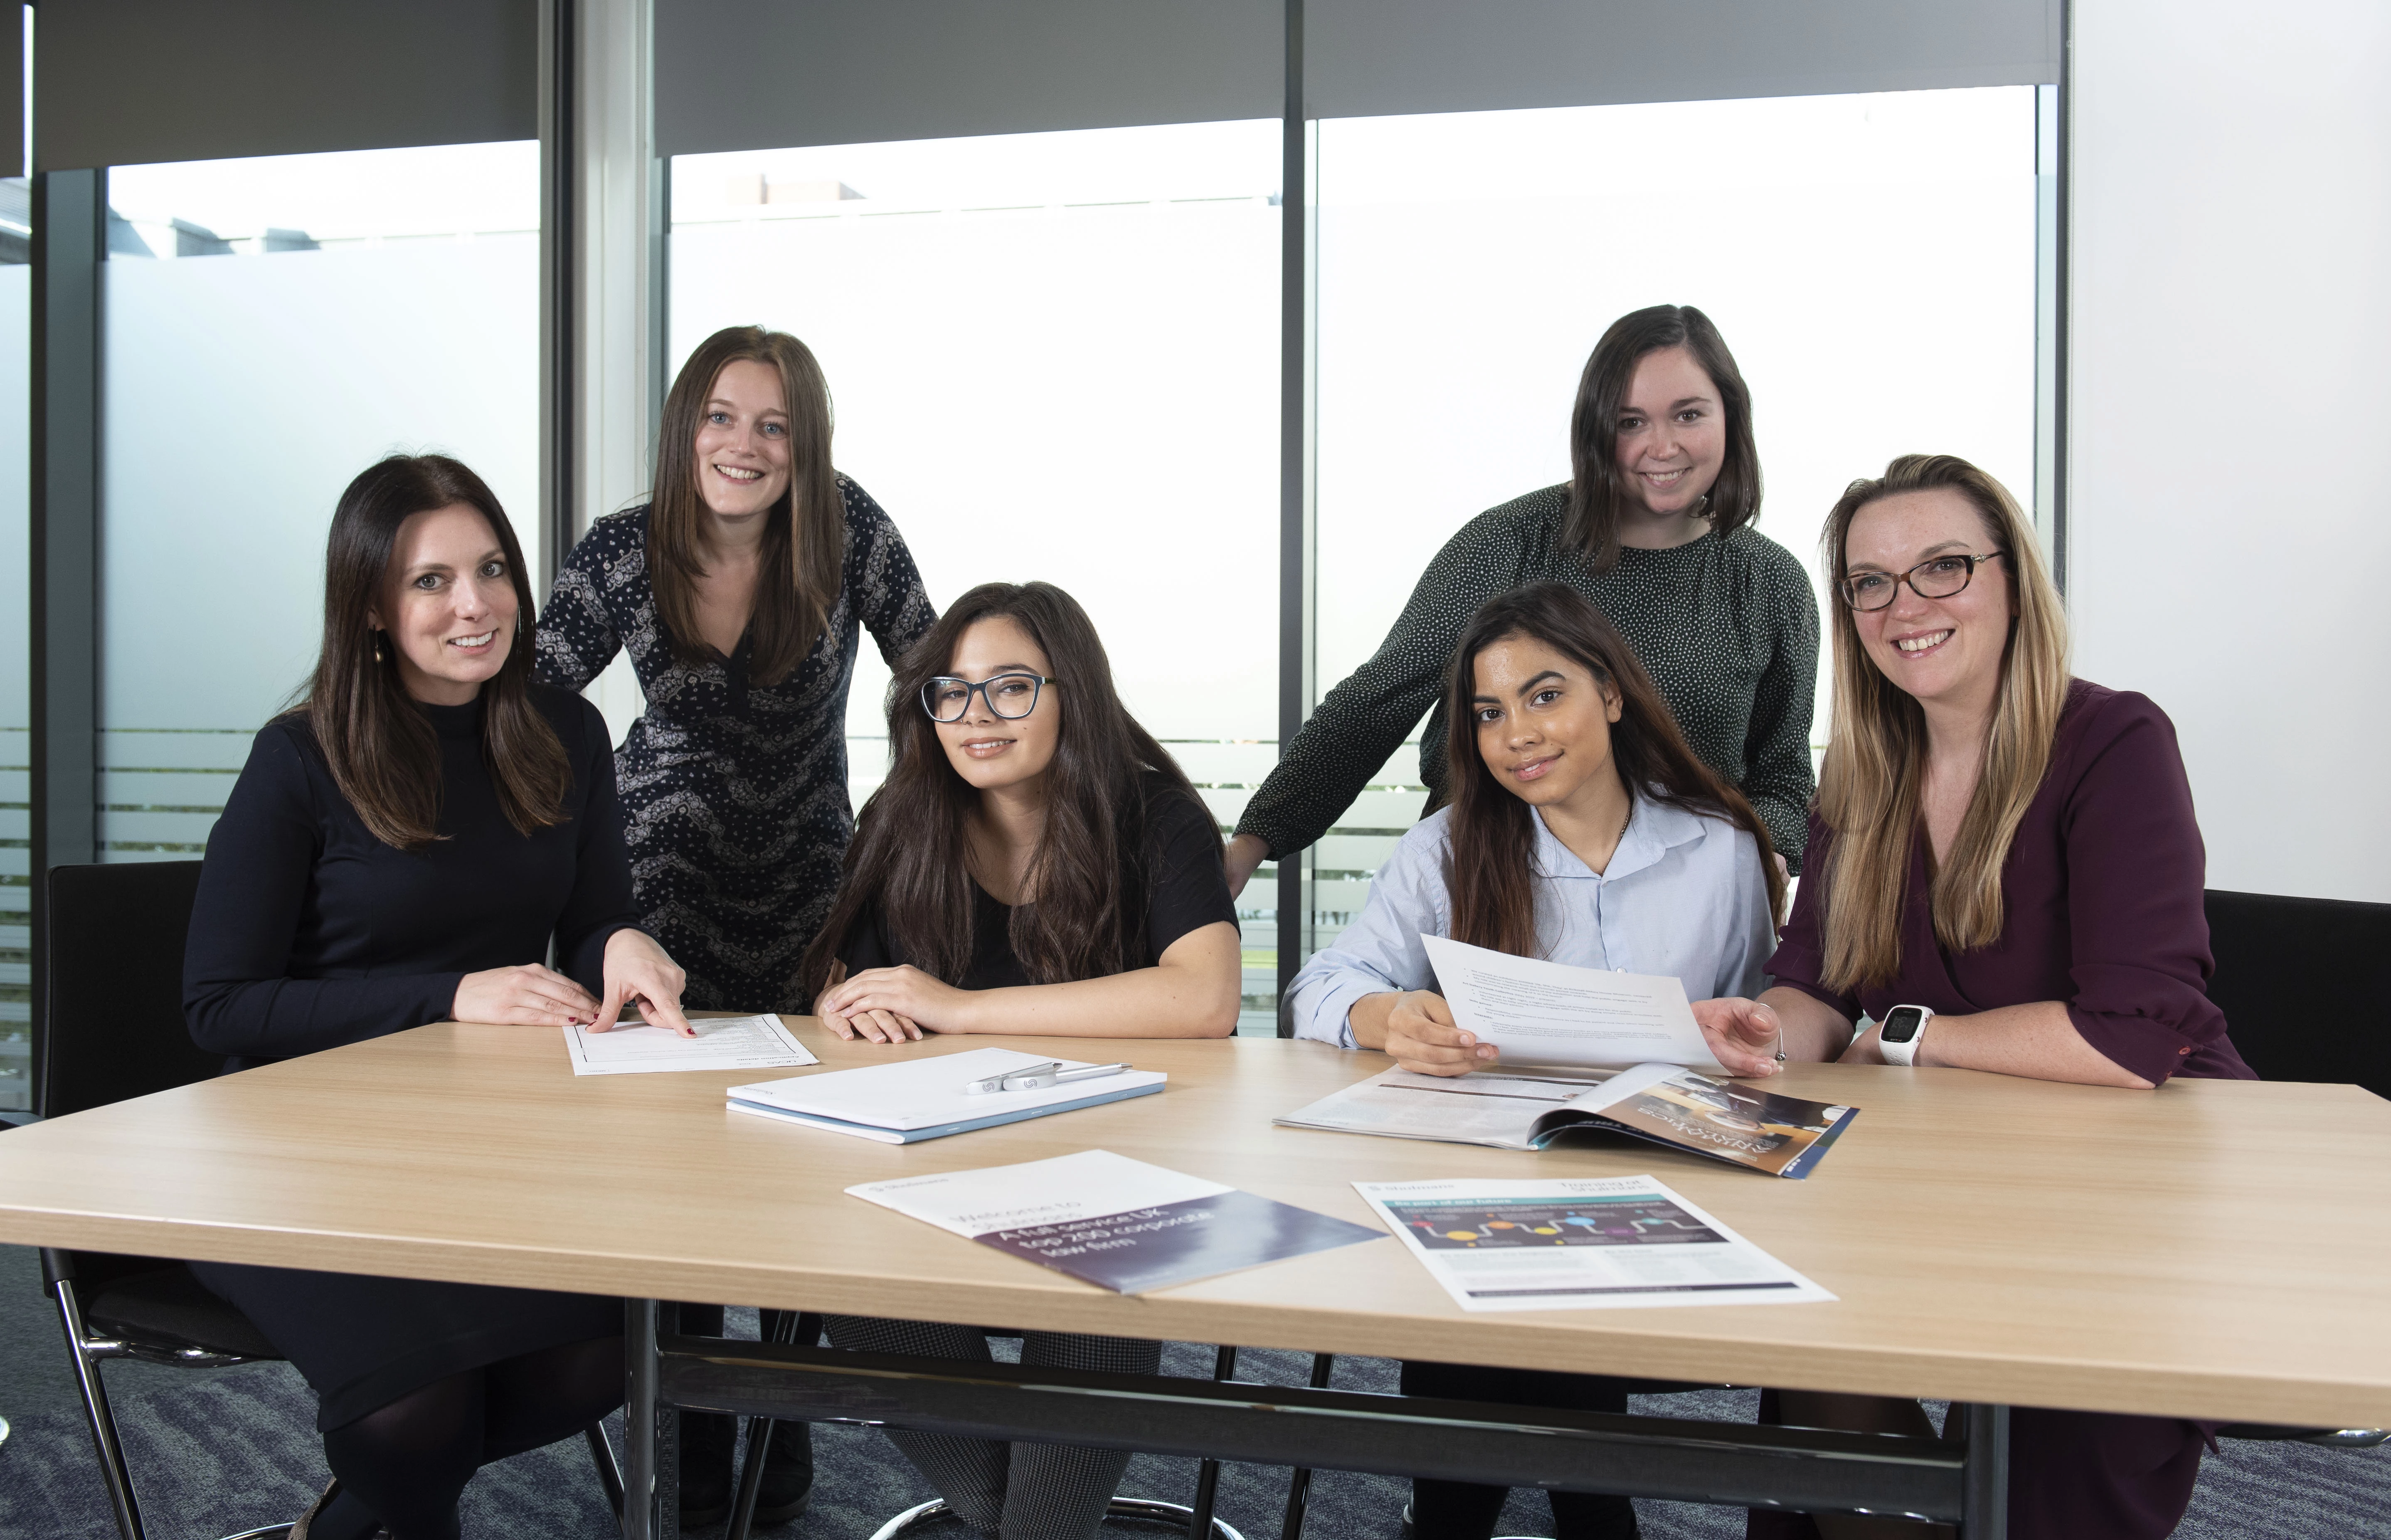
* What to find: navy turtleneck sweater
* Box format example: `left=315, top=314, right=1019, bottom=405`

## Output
left=184, top=682, right=640, bottom=1070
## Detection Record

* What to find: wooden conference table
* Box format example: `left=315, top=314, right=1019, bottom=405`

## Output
left=1, top=1019, right=2387, bottom=1540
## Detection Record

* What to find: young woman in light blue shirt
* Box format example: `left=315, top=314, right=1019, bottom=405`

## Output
left=1287, top=579, right=1787, bottom=1079
left=1286, top=579, right=1787, bottom=1540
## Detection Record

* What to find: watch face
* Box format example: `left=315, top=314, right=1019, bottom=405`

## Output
left=1881, top=1006, right=1924, bottom=1044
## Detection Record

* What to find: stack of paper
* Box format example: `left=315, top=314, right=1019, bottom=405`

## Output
left=729, top=1047, right=1166, bottom=1144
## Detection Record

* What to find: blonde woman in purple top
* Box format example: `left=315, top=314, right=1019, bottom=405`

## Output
left=1701, top=455, right=2249, bottom=1540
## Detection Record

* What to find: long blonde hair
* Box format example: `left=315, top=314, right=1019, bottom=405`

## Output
left=1816, top=454, right=2071, bottom=992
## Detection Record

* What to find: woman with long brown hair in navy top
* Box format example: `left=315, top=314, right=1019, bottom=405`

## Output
left=185, top=455, right=690, bottom=1540
left=1700, top=455, right=2249, bottom=1540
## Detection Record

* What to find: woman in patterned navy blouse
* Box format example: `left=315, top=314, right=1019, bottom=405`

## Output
left=537, top=325, right=935, bottom=1014
left=534, top=325, right=934, bottom=1523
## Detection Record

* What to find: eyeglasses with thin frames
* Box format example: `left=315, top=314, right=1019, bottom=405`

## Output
left=921, top=672, right=1057, bottom=723
left=1837, top=551, right=2006, bottom=612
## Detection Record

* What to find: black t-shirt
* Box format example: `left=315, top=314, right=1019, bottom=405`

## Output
left=838, top=784, right=1237, bottom=988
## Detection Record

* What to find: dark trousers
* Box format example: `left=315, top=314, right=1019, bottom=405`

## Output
left=1400, top=1360, right=1640, bottom=1540
left=1744, top=1392, right=2210, bottom=1540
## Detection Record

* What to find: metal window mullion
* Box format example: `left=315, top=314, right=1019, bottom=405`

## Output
left=29, top=165, right=103, bottom=1117
left=538, top=0, right=577, bottom=590
left=1275, top=0, right=1317, bottom=1013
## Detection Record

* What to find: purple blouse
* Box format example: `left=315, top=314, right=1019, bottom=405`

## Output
left=1769, top=679, right=2251, bottom=1086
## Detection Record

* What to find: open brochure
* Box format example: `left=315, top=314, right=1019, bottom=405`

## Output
left=1356, top=1174, right=1835, bottom=1312
left=849, top=1149, right=1385, bottom=1294
left=729, top=1048, right=1167, bottom=1144
left=1277, top=1063, right=1857, bottom=1179
left=1420, top=934, right=1727, bottom=1072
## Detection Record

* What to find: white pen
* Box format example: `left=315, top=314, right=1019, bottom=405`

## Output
left=961, top=1061, right=1132, bottom=1094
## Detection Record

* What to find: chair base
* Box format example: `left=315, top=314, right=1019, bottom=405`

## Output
left=2216, top=1424, right=2390, bottom=1449
left=217, top=1527, right=295, bottom=1540
left=870, top=1496, right=1246, bottom=1540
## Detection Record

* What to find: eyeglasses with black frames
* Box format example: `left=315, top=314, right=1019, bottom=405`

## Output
left=1837, top=551, right=2006, bottom=612
left=920, top=673, right=1057, bottom=723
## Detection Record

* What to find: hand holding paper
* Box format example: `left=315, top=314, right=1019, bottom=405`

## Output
left=1421, top=936, right=1730, bottom=1073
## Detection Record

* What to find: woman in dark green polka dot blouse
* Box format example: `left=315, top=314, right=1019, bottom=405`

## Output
left=1226, top=303, right=1820, bottom=890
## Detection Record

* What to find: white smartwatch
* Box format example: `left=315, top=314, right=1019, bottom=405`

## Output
left=1877, top=1004, right=1934, bottom=1067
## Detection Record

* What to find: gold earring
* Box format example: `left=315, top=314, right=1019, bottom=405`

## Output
left=373, top=631, right=385, bottom=664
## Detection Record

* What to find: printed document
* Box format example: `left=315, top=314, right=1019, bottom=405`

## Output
left=1421, top=934, right=1725, bottom=1071
left=850, top=1149, right=1384, bottom=1294
left=564, top=1013, right=819, bottom=1076
left=1356, top=1174, right=1835, bottom=1312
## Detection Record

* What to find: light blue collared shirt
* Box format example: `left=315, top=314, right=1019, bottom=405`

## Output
left=1286, top=793, right=1775, bottom=1048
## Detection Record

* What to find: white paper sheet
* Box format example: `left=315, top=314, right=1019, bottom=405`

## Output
left=1420, top=935, right=1725, bottom=1071
left=563, top=1013, right=820, bottom=1076
left=1355, top=1174, right=1835, bottom=1312
left=850, top=1150, right=1232, bottom=1239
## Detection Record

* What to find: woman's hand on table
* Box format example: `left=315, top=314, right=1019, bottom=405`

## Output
left=453, top=963, right=603, bottom=1028
left=1689, top=997, right=1787, bottom=1078
left=588, top=929, right=694, bottom=1036
left=1383, top=991, right=1495, bottom=1077
left=815, top=961, right=962, bottom=1044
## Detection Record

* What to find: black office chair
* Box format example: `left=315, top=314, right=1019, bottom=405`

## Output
left=37, top=861, right=629, bottom=1540
left=2203, top=888, right=2391, bottom=1099
left=2201, top=887, right=2390, bottom=1450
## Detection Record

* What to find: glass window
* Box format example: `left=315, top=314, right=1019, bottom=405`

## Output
left=669, top=120, right=1284, bottom=1031
left=0, top=173, right=28, bottom=1110
left=1307, top=88, right=2040, bottom=963
left=97, top=141, right=540, bottom=869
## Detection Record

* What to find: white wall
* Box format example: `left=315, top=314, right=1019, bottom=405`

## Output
left=2070, top=0, right=2391, bottom=902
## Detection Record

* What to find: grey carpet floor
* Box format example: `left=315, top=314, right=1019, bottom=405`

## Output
left=4, top=1250, right=2383, bottom=1539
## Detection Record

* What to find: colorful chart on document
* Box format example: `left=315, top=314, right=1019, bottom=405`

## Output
left=1384, top=1193, right=1723, bottom=1250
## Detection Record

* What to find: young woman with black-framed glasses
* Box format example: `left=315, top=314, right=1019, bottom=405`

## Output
left=796, top=581, right=1240, bottom=1540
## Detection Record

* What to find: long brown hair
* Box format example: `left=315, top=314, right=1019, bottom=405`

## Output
left=297, top=454, right=569, bottom=851
left=1815, top=454, right=2072, bottom=991
left=649, top=325, right=843, bottom=686
left=800, top=582, right=1217, bottom=993
left=1439, top=582, right=1784, bottom=957
left=1564, top=304, right=1762, bottom=572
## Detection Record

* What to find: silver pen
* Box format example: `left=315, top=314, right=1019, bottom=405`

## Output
left=961, top=1061, right=1132, bottom=1094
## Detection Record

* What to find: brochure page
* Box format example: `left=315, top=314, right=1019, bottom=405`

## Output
left=1581, top=1071, right=1858, bottom=1179
left=1421, top=935, right=1725, bottom=1071
left=564, top=1013, right=820, bottom=1076
left=1276, top=1064, right=1676, bottom=1149
left=1355, top=1175, right=1835, bottom=1313
left=850, top=1149, right=1385, bottom=1294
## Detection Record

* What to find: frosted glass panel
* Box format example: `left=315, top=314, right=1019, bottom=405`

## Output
left=1310, top=88, right=2040, bottom=959
left=0, top=185, right=29, bottom=1110
left=99, top=142, right=539, bottom=866
left=670, top=120, right=1282, bottom=1028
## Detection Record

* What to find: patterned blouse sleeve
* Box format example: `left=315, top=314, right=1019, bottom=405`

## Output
left=1235, top=513, right=1526, bottom=860
left=535, top=515, right=628, bottom=692
left=1740, top=537, right=1822, bottom=873
left=838, top=476, right=938, bottom=665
